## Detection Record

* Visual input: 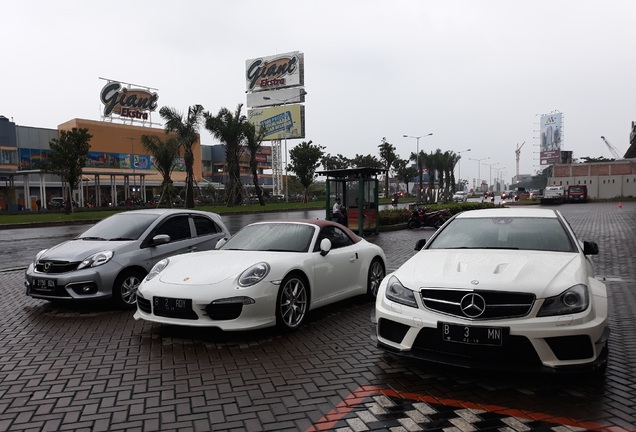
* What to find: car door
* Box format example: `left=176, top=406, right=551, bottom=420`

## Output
left=190, top=214, right=227, bottom=251
left=142, top=214, right=199, bottom=267
left=311, top=226, right=364, bottom=305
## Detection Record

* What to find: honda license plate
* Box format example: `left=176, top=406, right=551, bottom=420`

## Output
left=32, top=278, right=56, bottom=291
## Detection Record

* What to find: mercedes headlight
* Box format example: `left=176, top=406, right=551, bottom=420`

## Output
left=385, top=275, right=418, bottom=308
left=537, top=284, right=589, bottom=316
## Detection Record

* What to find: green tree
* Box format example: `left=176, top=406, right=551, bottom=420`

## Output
left=287, top=141, right=325, bottom=203
left=351, top=154, right=382, bottom=169
left=378, top=137, right=398, bottom=197
left=47, top=127, right=92, bottom=214
left=244, top=122, right=266, bottom=206
left=159, top=104, right=204, bottom=208
left=394, top=159, right=417, bottom=197
left=409, top=150, right=428, bottom=202
left=436, top=150, right=459, bottom=201
left=321, top=153, right=350, bottom=171
left=204, top=104, right=249, bottom=207
left=140, top=134, right=182, bottom=208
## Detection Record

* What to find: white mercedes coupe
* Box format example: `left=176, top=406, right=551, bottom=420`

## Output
left=135, top=219, right=386, bottom=331
left=374, top=207, right=609, bottom=374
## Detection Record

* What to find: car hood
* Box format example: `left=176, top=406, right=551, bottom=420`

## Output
left=157, top=250, right=295, bottom=286
left=39, top=239, right=133, bottom=261
left=393, top=249, right=587, bottom=298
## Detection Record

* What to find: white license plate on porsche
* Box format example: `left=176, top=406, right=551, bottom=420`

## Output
left=32, top=278, right=56, bottom=291
left=439, top=322, right=506, bottom=346
left=153, top=296, right=192, bottom=314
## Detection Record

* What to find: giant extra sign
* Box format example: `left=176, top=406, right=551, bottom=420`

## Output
left=100, top=82, right=159, bottom=120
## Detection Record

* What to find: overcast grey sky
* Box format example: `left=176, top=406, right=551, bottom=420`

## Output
left=2, top=0, right=635, bottom=187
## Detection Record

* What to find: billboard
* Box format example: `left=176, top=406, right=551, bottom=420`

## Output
left=248, top=105, right=305, bottom=141
left=540, top=113, right=563, bottom=165
left=247, top=87, right=306, bottom=108
left=245, top=51, right=304, bottom=93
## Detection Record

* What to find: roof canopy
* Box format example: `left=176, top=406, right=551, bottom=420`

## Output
left=317, top=167, right=387, bottom=179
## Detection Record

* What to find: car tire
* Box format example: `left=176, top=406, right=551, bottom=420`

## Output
left=367, top=258, right=385, bottom=299
left=276, top=272, right=309, bottom=331
left=113, top=269, right=145, bottom=309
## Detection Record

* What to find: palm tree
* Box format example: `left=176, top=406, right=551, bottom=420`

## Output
left=378, top=138, right=398, bottom=197
left=204, top=104, right=249, bottom=206
left=159, top=104, right=204, bottom=208
left=244, top=122, right=266, bottom=206
left=410, top=150, right=428, bottom=202
left=140, top=135, right=182, bottom=208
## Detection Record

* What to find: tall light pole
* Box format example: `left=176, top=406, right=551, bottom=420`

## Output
left=263, top=90, right=307, bottom=203
left=403, top=133, right=433, bottom=202
left=468, top=156, right=489, bottom=192
left=483, top=162, right=500, bottom=191
left=456, top=148, right=471, bottom=190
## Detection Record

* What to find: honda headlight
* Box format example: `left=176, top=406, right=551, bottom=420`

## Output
left=77, top=251, right=114, bottom=269
left=385, top=276, right=418, bottom=308
left=537, top=284, right=589, bottom=316
left=146, top=259, right=169, bottom=282
left=34, top=249, right=48, bottom=264
left=238, top=262, right=270, bottom=287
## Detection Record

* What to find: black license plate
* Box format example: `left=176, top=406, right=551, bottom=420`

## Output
left=439, top=322, right=506, bottom=346
left=153, top=296, right=192, bottom=314
left=32, top=278, right=56, bottom=291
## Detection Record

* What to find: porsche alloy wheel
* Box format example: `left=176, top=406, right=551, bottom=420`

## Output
left=276, top=274, right=309, bottom=331
left=367, top=258, right=385, bottom=299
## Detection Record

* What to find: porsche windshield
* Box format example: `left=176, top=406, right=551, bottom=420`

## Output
left=427, top=217, right=576, bottom=252
left=221, top=223, right=315, bottom=252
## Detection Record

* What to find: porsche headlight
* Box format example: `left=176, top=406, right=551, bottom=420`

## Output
left=537, top=284, right=589, bottom=317
left=238, top=262, right=270, bottom=287
left=77, top=250, right=114, bottom=270
left=385, top=275, right=418, bottom=308
left=146, top=259, right=169, bottom=282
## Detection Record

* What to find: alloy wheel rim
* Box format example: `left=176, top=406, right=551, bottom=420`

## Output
left=280, top=278, right=307, bottom=328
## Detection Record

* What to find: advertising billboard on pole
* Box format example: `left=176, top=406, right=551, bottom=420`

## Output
left=540, top=113, right=563, bottom=165
left=248, top=105, right=305, bottom=141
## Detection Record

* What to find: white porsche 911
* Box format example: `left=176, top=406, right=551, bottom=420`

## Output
left=374, top=207, right=610, bottom=374
left=135, top=219, right=386, bottom=331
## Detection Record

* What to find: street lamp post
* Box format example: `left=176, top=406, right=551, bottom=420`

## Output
left=263, top=90, right=307, bottom=203
left=484, top=162, right=500, bottom=191
left=403, top=133, right=432, bottom=202
left=468, top=156, right=490, bottom=192
left=456, top=148, right=471, bottom=190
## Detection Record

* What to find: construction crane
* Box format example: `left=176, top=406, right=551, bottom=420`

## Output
left=515, top=141, right=525, bottom=178
left=600, top=136, right=622, bottom=160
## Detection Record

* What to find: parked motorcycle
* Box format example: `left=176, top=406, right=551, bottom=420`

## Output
left=407, top=207, right=451, bottom=229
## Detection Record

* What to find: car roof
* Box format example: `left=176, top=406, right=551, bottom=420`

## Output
left=454, top=207, right=559, bottom=219
left=117, top=208, right=220, bottom=217
left=247, top=219, right=363, bottom=243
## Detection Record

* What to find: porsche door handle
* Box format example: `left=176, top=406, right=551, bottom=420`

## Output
left=349, top=255, right=356, bottom=263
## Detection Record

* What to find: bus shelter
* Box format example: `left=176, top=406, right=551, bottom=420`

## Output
left=318, top=167, right=386, bottom=236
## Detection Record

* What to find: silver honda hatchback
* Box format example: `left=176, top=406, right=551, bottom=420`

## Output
left=24, top=209, right=230, bottom=308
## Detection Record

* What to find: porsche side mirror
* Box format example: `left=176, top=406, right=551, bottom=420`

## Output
left=215, top=238, right=227, bottom=249
left=320, top=238, right=332, bottom=256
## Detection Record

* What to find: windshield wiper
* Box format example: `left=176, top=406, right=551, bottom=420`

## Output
left=79, top=237, right=106, bottom=241
left=109, top=237, right=134, bottom=241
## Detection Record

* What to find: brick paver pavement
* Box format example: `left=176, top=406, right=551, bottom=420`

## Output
left=0, top=202, right=634, bottom=431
